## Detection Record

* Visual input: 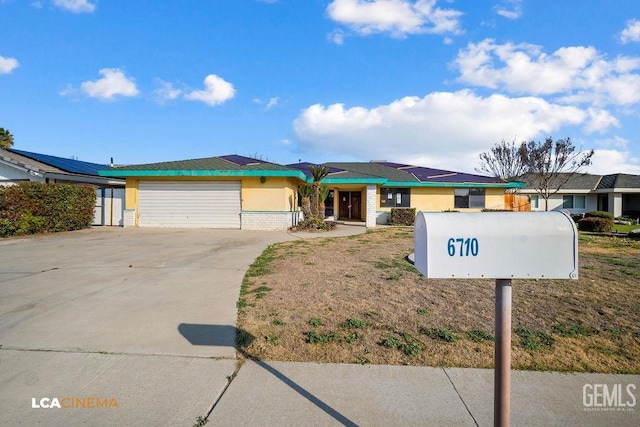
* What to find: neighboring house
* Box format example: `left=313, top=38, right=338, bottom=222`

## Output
left=0, top=148, right=126, bottom=226
left=99, top=154, right=522, bottom=230
left=519, top=173, right=640, bottom=219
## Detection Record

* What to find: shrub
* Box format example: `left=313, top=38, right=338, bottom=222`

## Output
left=0, top=182, right=96, bottom=237
left=292, top=218, right=337, bottom=232
left=390, top=208, right=416, bottom=226
left=584, top=211, right=614, bottom=220
left=570, top=213, right=584, bottom=223
left=578, top=217, right=613, bottom=233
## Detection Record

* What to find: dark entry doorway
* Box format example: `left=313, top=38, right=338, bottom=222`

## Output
left=338, top=191, right=362, bottom=220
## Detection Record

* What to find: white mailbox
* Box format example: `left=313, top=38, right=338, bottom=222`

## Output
left=414, top=211, right=578, bottom=279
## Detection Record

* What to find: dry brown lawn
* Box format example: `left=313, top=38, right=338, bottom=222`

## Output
left=236, top=227, right=640, bottom=373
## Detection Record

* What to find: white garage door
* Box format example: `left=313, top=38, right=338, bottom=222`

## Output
left=138, top=181, right=241, bottom=228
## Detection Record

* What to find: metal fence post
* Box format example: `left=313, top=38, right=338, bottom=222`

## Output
left=495, top=279, right=512, bottom=427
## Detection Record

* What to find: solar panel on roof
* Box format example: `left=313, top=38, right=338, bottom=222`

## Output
left=404, top=166, right=503, bottom=183
left=405, top=167, right=456, bottom=181
left=219, top=154, right=266, bottom=166
left=9, top=148, right=110, bottom=176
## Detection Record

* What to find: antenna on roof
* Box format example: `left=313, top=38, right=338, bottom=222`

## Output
left=110, top=157, right=114, bottom=167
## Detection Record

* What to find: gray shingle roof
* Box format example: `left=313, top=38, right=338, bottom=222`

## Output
left=325, top=162, right=417, bottom=182
left=597, top=174, right=640, bottom=190
left=109, top=155, right=296, bottom=172
left=518, top=173, right=602, bottom=190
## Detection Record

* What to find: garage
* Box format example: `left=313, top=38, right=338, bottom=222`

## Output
left=137, top=181, right=241, bottom=228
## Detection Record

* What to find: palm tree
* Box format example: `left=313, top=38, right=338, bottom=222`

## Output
left=298, top=184, right=313, bottom=221
left=0, top=128, right=14, bottom=149
left=308, top=165, right=330, bottom=220
left=319, top=184, right=330, bottom=219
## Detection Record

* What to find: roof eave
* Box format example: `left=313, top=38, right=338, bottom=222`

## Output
left=383, top=181, right=522, bottom=188
left=98, top=169, right=308, bottom=180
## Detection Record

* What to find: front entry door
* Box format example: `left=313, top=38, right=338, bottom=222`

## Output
left=338, top=191, right=362, bottom=220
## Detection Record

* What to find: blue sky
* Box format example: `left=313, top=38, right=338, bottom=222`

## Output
left=1, top=0, right=640, bottom=174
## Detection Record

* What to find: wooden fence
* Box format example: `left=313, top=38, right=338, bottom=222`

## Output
left=505, top=194, right=531, bottom=211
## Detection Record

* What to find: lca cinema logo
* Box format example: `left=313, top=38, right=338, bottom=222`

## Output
left=583, top=383, right=636, bottom=412
left=31, top=397, right=119, bottom=409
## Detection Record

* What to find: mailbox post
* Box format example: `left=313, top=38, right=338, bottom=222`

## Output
left=414, top=211, right=578, bottom=427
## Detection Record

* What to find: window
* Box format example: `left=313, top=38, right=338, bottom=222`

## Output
left=454, top=188, right=485, bottom=209
left=563, top=195, right=586, bottom=209
left=531, top=195, right=539, bottom=209
left=324, top=190, right=334, bottom=217
left=380, top=188, right=410, bottom=207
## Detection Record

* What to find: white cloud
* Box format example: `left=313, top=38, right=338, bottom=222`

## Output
left=588, top=149, right=640, bottom=175
left=61, top=68, right=139, bottom=100
left=620, top=18, right=640, bottom=44
left=152, top=80, right=182, bottom=104
left=328, top=29, right=345, bottom=45
left=583, top=108, right=619, bottom=134
left=184, top=74, right=235, bottom=107
left=0, top=55, right=19, bottom=74
left=326, top=0, right=463, bottom=39
left=293, top=90, right=609, bottom=172
left=266, top=97, right=279, bottom=109
left=53, top=0, right=96, bottom=13
left=494, top=0, right=522, bottom=19
left=453, top=39, right=640, bottom=106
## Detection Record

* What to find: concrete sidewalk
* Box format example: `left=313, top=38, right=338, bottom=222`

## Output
left=208, top=361, right=639, bottom=426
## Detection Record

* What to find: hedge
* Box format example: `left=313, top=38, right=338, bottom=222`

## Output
left=578, top=217, right=613, bottom=233
left=0, top=182, right=96, bottom=237
left=584, top=211, right=614, bottom=220
left=390, top=208, right=416, bottom=226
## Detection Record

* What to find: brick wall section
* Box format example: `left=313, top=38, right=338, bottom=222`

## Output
left=123, top=209, right=136, bottom=227
left=241, top=211, right=302, bottom=230
left=366, top=185, right=377, bottom=228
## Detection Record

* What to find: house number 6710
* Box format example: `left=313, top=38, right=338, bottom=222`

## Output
left=447, top=238, right=479, bottom=257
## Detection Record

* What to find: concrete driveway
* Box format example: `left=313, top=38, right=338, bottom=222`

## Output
left=0, top=227, right=301, bottom=425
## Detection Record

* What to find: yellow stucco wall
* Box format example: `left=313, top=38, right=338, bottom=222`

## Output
left=125, top=178, right=137, bottom=210
left=376, top=187, right=506, bottom=212
left=484, top=188, right=507, bottom=210
left=241, top=177, right=299, bottom=211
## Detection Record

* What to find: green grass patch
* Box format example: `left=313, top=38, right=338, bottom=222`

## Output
left=515, top=328, right=555, bottom=350
left=344, top=332, right=364, bottom=344
left=401, top=341, right=422, bottom=357
left=466, top=329, right=494, bottom=343
left=551, top=322, right=597, bottom=337
left=246, top=245, right=278, bottom=278
left=309, top=317, right=322, bottom=327
left=613, top=224, right=639, bottom=233
left=416, top=307, right=429, bottom=315
left=304, top=330, right=337, bottom=344
left=381, top=337, right=400, bottom=349
left=343, top=318, right=369, bottom=329
left=421, top=327, right=459, bottom=342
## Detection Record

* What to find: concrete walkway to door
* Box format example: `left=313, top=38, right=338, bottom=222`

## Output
left=0, top=225, right=366, bottom=425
